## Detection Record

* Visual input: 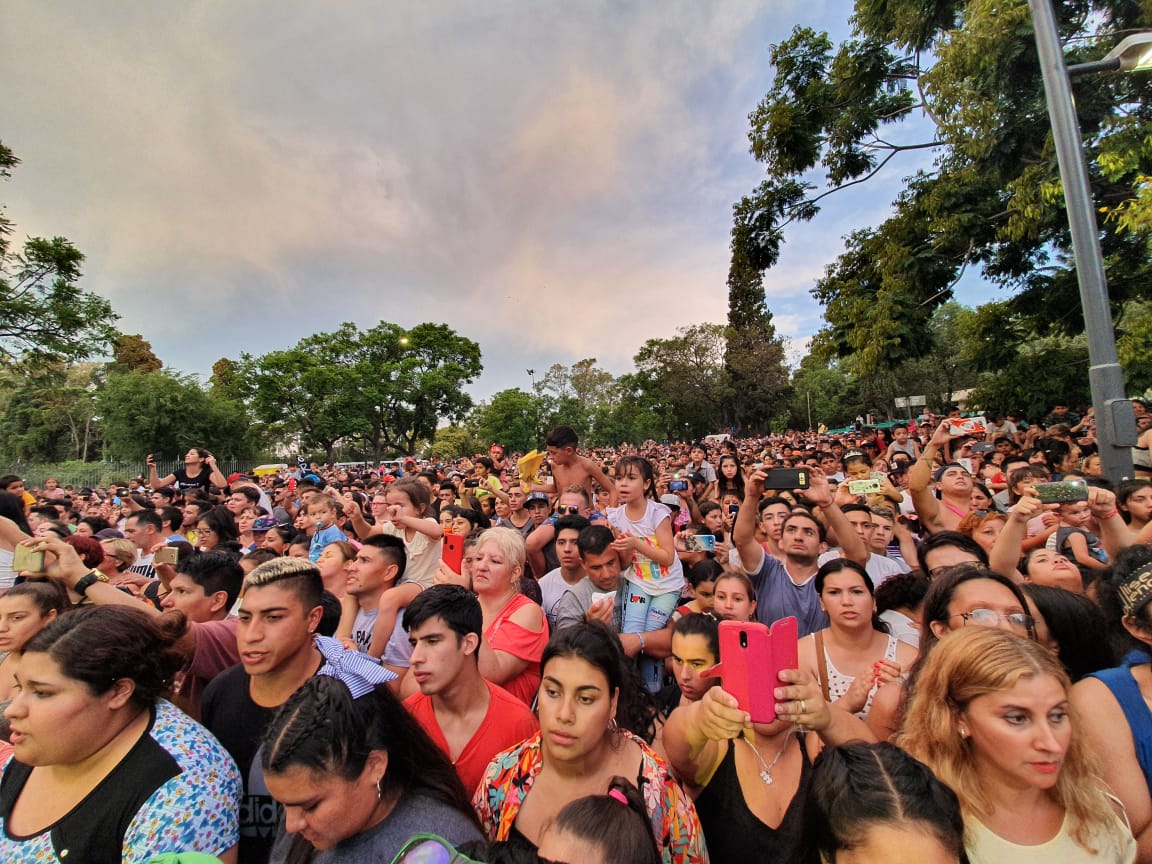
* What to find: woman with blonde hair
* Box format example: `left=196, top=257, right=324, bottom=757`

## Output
left=900, top=626, right=1135, bottom=862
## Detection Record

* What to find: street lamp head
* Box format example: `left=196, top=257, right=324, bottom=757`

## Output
left=1103, top=32, right=1152, bottom=72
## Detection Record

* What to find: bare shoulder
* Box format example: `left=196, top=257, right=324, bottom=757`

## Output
left=508, top=598, right=545, bottom=631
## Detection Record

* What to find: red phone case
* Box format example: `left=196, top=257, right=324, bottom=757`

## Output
left=442, top=533, right=464, bottom=574
left=706, top=617, right=798, bottom=724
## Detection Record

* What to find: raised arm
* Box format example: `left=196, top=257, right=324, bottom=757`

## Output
left=909, top=424, right=952, bottom=531
left=734, top=468, right=768, bottom=574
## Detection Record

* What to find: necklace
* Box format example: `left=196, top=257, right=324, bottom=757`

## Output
left=741, top=735, right=791, bottom=785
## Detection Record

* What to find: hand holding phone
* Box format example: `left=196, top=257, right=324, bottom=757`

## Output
left=705, top=617, right=798, bottom=724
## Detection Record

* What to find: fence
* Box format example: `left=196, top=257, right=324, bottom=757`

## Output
left=1, top=458, right=275, bottom=491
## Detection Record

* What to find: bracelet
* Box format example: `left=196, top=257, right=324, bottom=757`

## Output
left=1101, top=509, right=1120, bottom=519
left=637, top=633, right=646, bottom=655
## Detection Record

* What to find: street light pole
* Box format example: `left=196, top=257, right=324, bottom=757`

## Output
left=1027, top=0, right=1137, bottom=484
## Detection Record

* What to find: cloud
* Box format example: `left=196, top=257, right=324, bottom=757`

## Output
left=3, top=0, right=882, bottom=399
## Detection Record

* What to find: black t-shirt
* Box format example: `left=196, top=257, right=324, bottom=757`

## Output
left=201, top=664, right=278, bottom=864
left=173, top=467, right=213, bottom=494
left=0, top=706, right=179, bottom=863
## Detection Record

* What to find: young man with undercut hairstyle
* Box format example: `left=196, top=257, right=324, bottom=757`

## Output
left=200, top=558, right=328, bottom=864
left=403, top=585, right=537, bottom=795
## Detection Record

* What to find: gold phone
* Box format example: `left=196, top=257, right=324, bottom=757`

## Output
left=13, top=545, right=45, bottom=573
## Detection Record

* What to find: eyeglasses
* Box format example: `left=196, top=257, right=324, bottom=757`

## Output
left=555, top=505, right=581, bottom=515
left=951, top=607, right=1034, bottom=633
left=390, top=835, right=483, bottom=864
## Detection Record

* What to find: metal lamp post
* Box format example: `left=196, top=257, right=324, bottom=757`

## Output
left=1027, top=2, right=1146, bottom=484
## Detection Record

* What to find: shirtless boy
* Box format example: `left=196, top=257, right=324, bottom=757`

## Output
left=528, top=425, right=617, bottom=507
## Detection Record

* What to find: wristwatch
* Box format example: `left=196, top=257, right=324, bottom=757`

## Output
left=74, top=569, right=110, bottom=597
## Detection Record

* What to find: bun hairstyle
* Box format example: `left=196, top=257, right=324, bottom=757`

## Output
left=22, top=605, right=184, bottom=706
left=548, top=776, right=660, bottom=864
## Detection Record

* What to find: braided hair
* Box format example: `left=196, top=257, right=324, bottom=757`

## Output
left=260, top=676, right=479, bottom=853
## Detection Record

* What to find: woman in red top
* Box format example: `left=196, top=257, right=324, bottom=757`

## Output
left=473, top=528, right=549, bottom=704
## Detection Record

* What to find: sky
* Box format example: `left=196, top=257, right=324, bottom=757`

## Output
left=1, top=1, right=998, bottom=402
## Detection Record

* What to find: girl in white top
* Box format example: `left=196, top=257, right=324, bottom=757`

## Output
left=0, top=495, right=32, bottom=591
left=900, top=627, right=1136, bottom=864
left=799, top=559, right=916, bottom=721
left=606, top=456, right=684, bottom=693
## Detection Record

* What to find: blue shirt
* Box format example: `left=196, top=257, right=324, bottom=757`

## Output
left=309, top=524, right=347, bottom=562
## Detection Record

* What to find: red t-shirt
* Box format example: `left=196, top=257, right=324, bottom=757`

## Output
left=485, top=593, right=549, bottom=705
left=405, top=680, right=539, bottom=796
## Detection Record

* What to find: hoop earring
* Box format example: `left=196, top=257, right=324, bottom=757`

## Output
left=608, top=716, right=619, bottom=733
left=376, top=777, right=384, bottom=800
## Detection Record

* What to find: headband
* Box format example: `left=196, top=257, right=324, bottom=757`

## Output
left=314, top=635, right=397, bottom=697
left=1118, top=563, right=1152, bottom=618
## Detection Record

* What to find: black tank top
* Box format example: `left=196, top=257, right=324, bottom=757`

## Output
left=693, top=734, right=811, bottom=863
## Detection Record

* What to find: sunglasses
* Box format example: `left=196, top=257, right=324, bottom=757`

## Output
left=555, top=505, right=581, bottom=515
left=391, top=835, right=483, bottom=864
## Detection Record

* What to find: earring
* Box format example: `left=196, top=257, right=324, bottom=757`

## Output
left=958, top=727, right=969, bottom=739
left=376, top=777, right=384, bottom=800
left=608, top=716, right=619, bottom=733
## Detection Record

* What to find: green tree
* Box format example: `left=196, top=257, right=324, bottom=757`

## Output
left=240, top=322, right=481, bottom=460
left=430, top=425, right=480, bottom=460
left=725, top=221, right=791, bottom=431
left=0, top=362, right=103, bottom=461
left=633, top=324, right=729, bottom=438
left=474, top=389, right=544, bottom=454
left=0, top=142, right=120, bottom=368
left=97, top=370, right=256, bottom=461
left=735, top=3, right=1152, bottom=374
left=786, top=360, right=862, bottom=430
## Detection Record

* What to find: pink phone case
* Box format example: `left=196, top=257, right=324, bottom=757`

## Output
left=706, top=617, right=798, bottom=724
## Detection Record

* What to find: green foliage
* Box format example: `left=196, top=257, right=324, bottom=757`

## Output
left=1118, top=300, right=1152, bottom=393
left=0, top=362, right=103, bottom=462
left=430, top=425, right=480, bottom=460
left=786, top=363, right=862, bottom=429
left=736, top=1, right=1152, bottom=374
left=0, top=142, right=120, bottom=368
left=633, top=324, right=730, bottom=438
left=239, top=321, right=482, bottom=460
left=474, top=389, right=542, bottom=454
left=968, top=337, right=1091, bottom=416
left=97, top=370, right=259, bottom=461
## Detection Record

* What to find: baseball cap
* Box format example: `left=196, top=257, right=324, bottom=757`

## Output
left=525, top=492, right=550, bottom=506
left=933, top=463, right=967, bottom=482
left=252, top=516, right=277, bottom=532
left=659, top=494, right=682, bottom=508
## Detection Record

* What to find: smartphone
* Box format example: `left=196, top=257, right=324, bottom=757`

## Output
left=946, top=416, right=987, bottom=436
left=12, top=545, right=44, bottom=574
left=683, top=534, right=716, bottom=552
left=442, top=533, right=465, bottom=574
left=463, top=478, right=480, bottom=488
left=154, top=546, right=179, bottom=566
left=727, top=504, right=740, bottom=515
left=1034, top=480, right=1089, bottom=504
left=848, top=478, right=882, bottom=495
left=706, top=617, right=798, bottom=724
left=669, top=480, right=689, bottom=492
left=763, top=468, right=810, bottom=491
left=971, top=442, right=996, bottom=453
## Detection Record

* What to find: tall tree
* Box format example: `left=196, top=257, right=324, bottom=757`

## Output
left=633, top=324, right=729, bottom=438
left=0, top=142, right=120, bottom=368
left=735, top=3, right=1152, bottom=373
left=111, top=334, right=162, bottom=373
left=725, top=221, right=790, bottom=432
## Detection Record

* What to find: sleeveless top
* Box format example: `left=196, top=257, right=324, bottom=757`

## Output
left=693, top=733, right=812, bottom=862
left=823, top=633, right=899, bottom=719
left=1088, top=663, right=1152, bottom=789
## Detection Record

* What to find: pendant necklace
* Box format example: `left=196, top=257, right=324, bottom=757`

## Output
left=741, top=735, right=791, bottom=785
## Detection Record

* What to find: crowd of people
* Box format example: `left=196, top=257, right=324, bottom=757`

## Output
left=0, top=402, right=1150, bottom=862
